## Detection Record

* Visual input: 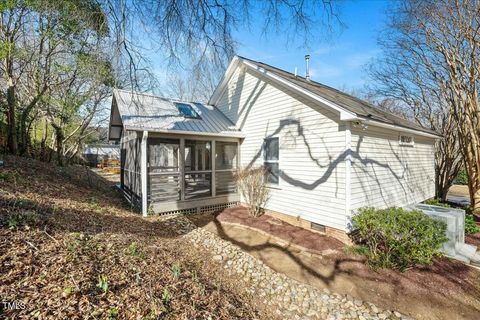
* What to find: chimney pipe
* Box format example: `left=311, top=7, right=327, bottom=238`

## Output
left=305, top=54, right=310, bottom=81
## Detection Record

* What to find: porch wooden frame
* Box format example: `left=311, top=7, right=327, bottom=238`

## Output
left=140, top=131, right=241, bottom=216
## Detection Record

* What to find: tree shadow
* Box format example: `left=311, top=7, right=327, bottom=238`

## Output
left=194, top=211, right=360, bottom=287
left=189, top=211, right=480, bottom=318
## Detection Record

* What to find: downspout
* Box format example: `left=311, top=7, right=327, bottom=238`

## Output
left=345, top=121, right=352, bottom=231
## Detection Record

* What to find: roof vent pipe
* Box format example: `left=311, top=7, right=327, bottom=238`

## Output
left=294, top=67, right=298, bottom=77
left=305, top=54, right=311, bottom=81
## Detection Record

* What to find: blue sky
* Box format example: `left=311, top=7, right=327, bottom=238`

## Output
left=234, top=0, right=389, bottom=91
left=149, top=0, right=390, bottom=94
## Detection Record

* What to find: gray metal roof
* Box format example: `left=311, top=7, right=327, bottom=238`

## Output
left=238, top=56, right=440, bottom=136
left=112, top=89, right=242, bottom=137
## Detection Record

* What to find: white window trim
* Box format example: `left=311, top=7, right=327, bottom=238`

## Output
left=263, top=136, right=280, bottom=187
left=399, top=134, right=415, bottom=146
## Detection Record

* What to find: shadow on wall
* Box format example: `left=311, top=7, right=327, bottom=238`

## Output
left=223, top=69, right=425, bottom=209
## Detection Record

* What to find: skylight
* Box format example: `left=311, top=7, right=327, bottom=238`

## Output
left=175, top=102, right=200, bottom=119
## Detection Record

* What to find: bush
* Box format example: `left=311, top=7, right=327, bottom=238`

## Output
left=352, top=207, right=448, bottom=271
left=465, top=214, right=480, bottom=234
left=454, top=168, right=468, bottom=185
left=423, top=198, right=450, bottom=207
left=234, top=167, right=270, bottom=217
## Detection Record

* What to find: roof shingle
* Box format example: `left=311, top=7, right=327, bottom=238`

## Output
left=238, top=56, right=440, bottom=136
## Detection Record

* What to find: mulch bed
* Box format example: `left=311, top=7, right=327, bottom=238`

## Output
left=190, top=206, right=344, bottom=254
left=466, top=232, right=480, bottom=247
left=189, top=206, right=480, bottom=319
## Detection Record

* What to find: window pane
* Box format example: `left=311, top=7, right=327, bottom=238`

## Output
left=215, top=141, right=237, bottom=170
left=175, top=102, right=200, bottom=119
left=185, top=140, right=211, bottom=171
left=148, top=138, right=179, bottom=172
left=264, top=137, right=279, bottom=161
left=264, top=162, right=279, bottom=184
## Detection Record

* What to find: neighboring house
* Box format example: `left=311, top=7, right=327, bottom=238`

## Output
left=83, top=144, right=120, bottom=167
left=108, top=56, right=440, bottom=240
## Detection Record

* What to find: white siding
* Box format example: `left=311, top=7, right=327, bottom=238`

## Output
left=216, top=68, right=348, bottom=230
left=350, top=125, right=436, bottom=212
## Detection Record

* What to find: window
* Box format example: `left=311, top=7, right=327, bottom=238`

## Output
left=184, top=140, right=211, bottom=199
left=215, top=141, right=237, bottom=170
left=148, top=138, right=179, bottom=172
left=399, top=134, right=414, bottom=146
left=264, top=137, right=279, bottom=185
left=175, top=102, right=200, bottom=119
left=215, top=141, right=238, bottom=195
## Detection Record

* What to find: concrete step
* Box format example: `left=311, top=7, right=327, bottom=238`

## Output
left=471, top=251, right=480, bottom=264
left=452, top=253, right=471, bottom=263
left=455, top=243, right=478, bottom=259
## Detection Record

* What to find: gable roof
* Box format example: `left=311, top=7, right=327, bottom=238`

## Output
left=210, top=56, right=441, bottom=138
left=109, top=89, right=243, bottom=139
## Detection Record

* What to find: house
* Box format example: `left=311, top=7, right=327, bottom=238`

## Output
left=83, top=144, right=120, bottom=167
left=108, top=56, right=441, bottom=241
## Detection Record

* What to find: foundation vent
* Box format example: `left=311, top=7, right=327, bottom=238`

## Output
left=311, top=222, right=326, bottom=233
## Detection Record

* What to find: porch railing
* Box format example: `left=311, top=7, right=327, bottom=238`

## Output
left=148, top=172, right=181, bottom=203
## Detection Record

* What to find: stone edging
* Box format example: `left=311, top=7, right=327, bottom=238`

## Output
left=179, top=216, right=411, bottom=320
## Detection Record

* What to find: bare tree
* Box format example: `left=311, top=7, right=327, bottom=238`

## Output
left=104, top=0, right=343, bottom=92
left=367, top=0, right=469, bottom=203
left=2, top=0, right=343, bottom=165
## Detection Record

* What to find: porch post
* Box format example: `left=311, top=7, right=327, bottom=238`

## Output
left=211, top=140, right=216, bottom=197
left=141, top=130, right=148, bottom=217
left=180, top=138, right=185, bottom=201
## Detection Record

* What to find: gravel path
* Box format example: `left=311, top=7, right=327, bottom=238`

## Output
left=176, top=216, right=412, bottom=320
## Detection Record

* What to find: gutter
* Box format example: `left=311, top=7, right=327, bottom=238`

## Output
left=124, top=126, right=245, bottom=138
left=356, top=117, right=442, bottom=139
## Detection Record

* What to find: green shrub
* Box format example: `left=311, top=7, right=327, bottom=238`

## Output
left=423, top=198, right=450, bottom=207
left=352, top=207, right=448, bottom=271
left=454, top=168, right=468, bottom=185
left=465, top=214, right=480, bottom=234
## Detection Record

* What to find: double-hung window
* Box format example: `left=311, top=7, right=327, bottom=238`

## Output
left=264, top=137, right=279, bottom=185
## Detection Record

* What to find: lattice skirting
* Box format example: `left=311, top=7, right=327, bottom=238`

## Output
left=153, top=201, right=239, bottom=217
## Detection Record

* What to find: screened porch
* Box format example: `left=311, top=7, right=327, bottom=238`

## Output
left=145, top=133, right=240, bottom=214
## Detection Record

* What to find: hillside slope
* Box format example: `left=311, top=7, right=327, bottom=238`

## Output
left=0, top=156, right=270, bottom=319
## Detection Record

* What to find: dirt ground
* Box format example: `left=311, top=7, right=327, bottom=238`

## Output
left=189, top=208, right=480, bottom=320
left=91, top=167, right=120, bottom=184
left=0, top=156, right=269, bottom=319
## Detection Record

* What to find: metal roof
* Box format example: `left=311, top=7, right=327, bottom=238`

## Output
left=234, top=56, right=441, bottom=137
left=112, top=89, right=243, bottom=137
left=84, top=144, right=120, bottom=156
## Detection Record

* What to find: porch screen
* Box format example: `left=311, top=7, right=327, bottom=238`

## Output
left=184, top=140, right=212, bottom=199
left=148, top=138, right=180, bottom=203
left=215, top=141, right=238, bottom=195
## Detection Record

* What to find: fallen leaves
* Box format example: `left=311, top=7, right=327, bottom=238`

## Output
left=0, top=156, right=271, bottom=319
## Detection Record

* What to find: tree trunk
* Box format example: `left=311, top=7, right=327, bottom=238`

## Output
left=6, top=83, right=18, bottom=155
left=473, top=188, right=480, bottom=216
left=54, top=127, right=64, bottom=166
left=40, top=117, right=48, bottom=161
